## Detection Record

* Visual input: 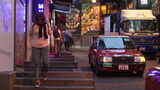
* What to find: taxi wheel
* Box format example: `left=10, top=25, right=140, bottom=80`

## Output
left=89, top=56, right=91, bottom=64
left=90, top=63, right=94, bottom=69
left=95, top=65, right=102, bottom=76
left=89, top=57, right=94, bottom=69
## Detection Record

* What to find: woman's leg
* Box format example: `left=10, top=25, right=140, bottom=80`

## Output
left=54, top=40, right=58, bottom=55
left=32, top=47, right=41, bottom=87
left=57, top=40, right=61, bottom=56
left=66, top=41, right=70, bottom=50
left=64, top=42, right=68, bottom=50
left=41, top=47, right=49, bottom=80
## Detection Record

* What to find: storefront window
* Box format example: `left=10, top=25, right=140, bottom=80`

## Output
left=66, top=8, right=80, bottom=30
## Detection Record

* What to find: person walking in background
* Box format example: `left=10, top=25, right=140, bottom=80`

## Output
left=63, top=30, right=73, bottom=51
left=53, top=26, right=63, bottom=56
left=29, top=14, right=51, bottom=87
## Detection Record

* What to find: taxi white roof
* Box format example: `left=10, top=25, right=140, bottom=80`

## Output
left=93, top=35, right=129, bottom=38
left=93, top=32, right=129, bottom=38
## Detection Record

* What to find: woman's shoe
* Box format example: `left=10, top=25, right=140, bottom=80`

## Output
left=42, top=72, right=48, bottom=80
left=34, top=80, right=41, bottom=88
left=43, top=77, right=48, bottom=80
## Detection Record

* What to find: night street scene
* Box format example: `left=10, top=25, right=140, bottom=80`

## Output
left=0, top=0, right=160, bottom=90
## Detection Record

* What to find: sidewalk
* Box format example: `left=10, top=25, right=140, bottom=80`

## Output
left=72, top=46, right=89, bottom=52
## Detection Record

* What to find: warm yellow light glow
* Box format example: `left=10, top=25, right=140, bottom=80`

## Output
left=101, top=5, right=106, bottom=15
left=92, top=0, right=96, bottom=3
left=140, top=56, right=146, bottom=62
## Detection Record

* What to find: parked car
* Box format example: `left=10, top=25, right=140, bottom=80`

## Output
left=145, top=66, right=160, bottom=90
left=88, top=35, right=146, bottom=76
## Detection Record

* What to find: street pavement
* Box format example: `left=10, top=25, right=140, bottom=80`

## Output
left=72, top=48, right=160, bottom=90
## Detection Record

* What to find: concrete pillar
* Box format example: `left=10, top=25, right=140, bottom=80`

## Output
left=26, top=0, right=33, bottom=62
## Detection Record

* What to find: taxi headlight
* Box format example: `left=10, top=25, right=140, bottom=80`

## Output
left=100, top=57, right=112, bottom=63
left=134, top=56, right=146, bottom=62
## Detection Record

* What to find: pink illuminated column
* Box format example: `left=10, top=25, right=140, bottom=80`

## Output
left=44, top=0, right=51, bottom=23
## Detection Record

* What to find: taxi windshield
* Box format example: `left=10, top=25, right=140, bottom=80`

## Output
left=101, top=37, right=136, bottom=49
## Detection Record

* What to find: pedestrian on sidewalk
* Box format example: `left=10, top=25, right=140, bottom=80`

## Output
left=53, top=25, right=63, bottom=56
left=63, top=29, right=73, bottom=51
left=29, top=14, right=52, bottom=87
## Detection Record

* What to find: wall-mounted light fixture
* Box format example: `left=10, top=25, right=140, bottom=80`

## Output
left=92, top=0, right=96, bottom=3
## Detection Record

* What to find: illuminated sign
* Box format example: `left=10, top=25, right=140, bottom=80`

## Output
left=38, top=3, right=44, bottom=13
left=32, top=0, right=44, bottom=14
left=121, top=10, right=155, bottom=20
left=141, top=0, right=148, bottom=5
left=101, top=5, right=106, bottom=15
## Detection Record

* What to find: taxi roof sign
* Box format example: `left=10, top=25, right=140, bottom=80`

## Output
left=121, top=9, right=156, bottom=21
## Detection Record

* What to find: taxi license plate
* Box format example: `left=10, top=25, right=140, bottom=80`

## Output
left=118, top=65, right=129, bottom=70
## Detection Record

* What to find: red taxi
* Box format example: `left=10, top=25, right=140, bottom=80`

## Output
left=88, top=35, right=146, bottom=76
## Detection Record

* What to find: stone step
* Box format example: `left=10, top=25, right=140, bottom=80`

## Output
left=48, top=56, right=75, bottom=61
left=15, top=78, right=95, bottom=86
left=23, top=62, right=78, bottom=69
left=23, top=63, right=78, bottom=68
left=23, top=60, right=78, bottom=71
left=48, top=60, right=77, bottom=64
left=49, top=52, right=73, bottom=56
left=24, top=67, right=77, bottom=71
left=48, top=61, right=78, bottom=68
left=22, top=56, right=75, bottom=67
left=16, top=71, right=93, bottom=79
left=14, top=85, right=95, bottom=90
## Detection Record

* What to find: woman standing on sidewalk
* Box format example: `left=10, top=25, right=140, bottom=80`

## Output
left=29, top=14, right=51, bottom=87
